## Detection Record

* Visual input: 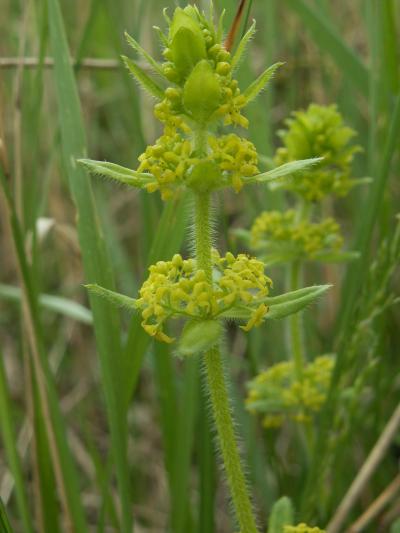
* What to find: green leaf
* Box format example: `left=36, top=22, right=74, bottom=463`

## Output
left=85, top=284, right=139, bottom=312
left=122, top=55, right=165, bottom=100
left=178, top=320, right=221, bottom=357
left=267, top=496, right=294, bottom=533
left=219, top=286, right=331, bottom=321
left=231, top=20, right=256, bottom=71
left=124, top=31, right=165, bottom=77
left=245, top=157, right=323, bottom=185
left=0, top=283, right=93, bottom=325
left=0, top=497, right=13, bottom=533
left=266, top=285, right=331, bottom=319
left=242, top=62, right=284, bottom=104
left=77, top=159, right=154, bottom=189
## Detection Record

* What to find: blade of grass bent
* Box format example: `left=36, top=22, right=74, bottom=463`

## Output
left=46, top=0, right=133, bottom=529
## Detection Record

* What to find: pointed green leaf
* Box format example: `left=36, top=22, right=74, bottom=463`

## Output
left=78, top=159, right=154, bottom=189
left=219, top=286, right=331, bottom=321
left=153, top=25, right=169, bottom=48
left=267, top=496, right=295, bottom=533
left=124, top=32, right=165, bottom=77
left=231, top=20, right=256, bottom=71
left=122, top=55, right=165, bottom=100
left=266, top=285, right=331, bottom=319
left=217, top=9, right=226, bottom=42
left=178, top=320, right=221, bottom=357
left=85, top=284, right=139, bottom=312
left=242, top=62, right=284, bottom=104
left=245, top=157, right=323, bottom=184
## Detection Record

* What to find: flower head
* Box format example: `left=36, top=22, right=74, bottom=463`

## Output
left=246, top=355, right=334, bottom=428
left=275, top=104, right=361, bottom=201
left=250, top=209, right=343, bottom=262
left=136, top=251, right=273, bottom=342
left=137, top=132, right=259, bottom=199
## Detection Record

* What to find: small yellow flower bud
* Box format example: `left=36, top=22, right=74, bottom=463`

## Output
left=216, top=62, right=231, bottom=76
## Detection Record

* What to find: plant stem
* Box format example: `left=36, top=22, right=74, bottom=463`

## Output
left=287, top=259, right=305, bottom=379
left=204, top=347, right=259, bottom=533
left=194, top=192, right=213, bottom=280
left=193, top=184, right=259, bottom=533
left=286, top=200, right=310, bottom=380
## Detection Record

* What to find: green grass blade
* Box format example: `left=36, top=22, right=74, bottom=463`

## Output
left=286, top=0, right=369, bottom=96
left=46, top=0, right=133, bottom=529
left=0, top=349, right=34, bottom=533
left=0, top=284, right=93, bottom=325
left=171, top=358, right=199, bottom=533
left=0, top=497, right=13, bottom=533
left=338, top=95, right=400, bottom=335
left=0, top=165, right=87, bottom=532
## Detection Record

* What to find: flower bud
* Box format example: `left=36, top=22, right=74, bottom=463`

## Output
left=169, top=8, right=207, bottom=80
left=183, top=60, right=221, bottom=123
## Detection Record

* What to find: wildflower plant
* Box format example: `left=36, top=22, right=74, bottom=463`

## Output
left=244, top=104, right=364, bottom=433
left=79, top=4, right=330, bottom=531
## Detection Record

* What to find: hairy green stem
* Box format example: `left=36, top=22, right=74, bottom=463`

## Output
left=193, top=181, right=258, bottom=533
left=204, top=346, right=258, bottom=533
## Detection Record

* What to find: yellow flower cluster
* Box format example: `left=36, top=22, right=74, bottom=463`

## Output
left=284, top=523, right=326, bottom=533
left=137, top=252, right=272, bottom=343
left=274, top=104, right=360, bottom=201
left=250, top=210, right=343, bottom=259
left=246, top=355, right=334, bottom=428
left=209, top=134, right=259, bottom=192
left=154, top=95, right=191, bottom=136
left=137, top=132, right=259, bottom=199
left=137, top=132, right=198, bottom=200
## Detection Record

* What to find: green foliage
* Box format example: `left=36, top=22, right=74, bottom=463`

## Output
left=267, top=497, right=294, bottom=533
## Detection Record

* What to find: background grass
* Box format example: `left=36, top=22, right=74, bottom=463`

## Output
left=0, top=0, right=399, bottom=532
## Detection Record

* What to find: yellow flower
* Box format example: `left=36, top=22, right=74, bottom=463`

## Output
left=284, top=523, right=326, bottom=533
left=250, top=210, right=343, bottom=260
left=137, top=132, right=259, bottom=198
left=246, top=356, right=334, bottom=428
left=137, top=252, right=272, bottom=342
